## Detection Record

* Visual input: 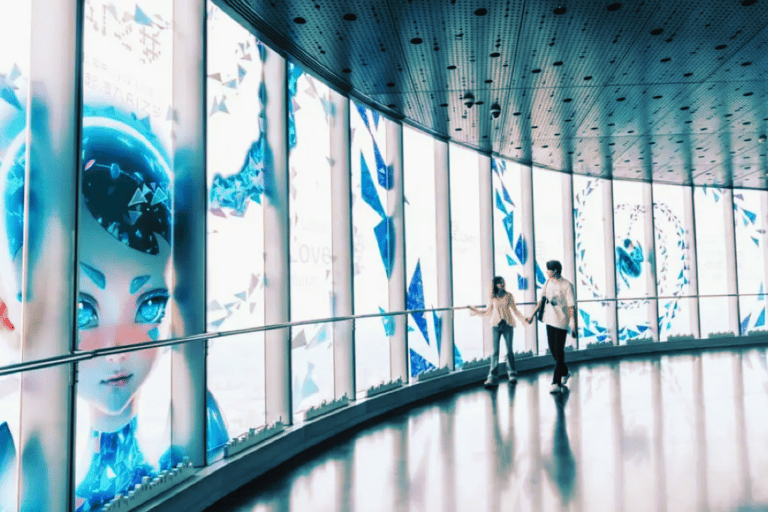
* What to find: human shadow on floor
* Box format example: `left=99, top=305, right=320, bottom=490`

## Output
left=543, top=390, right=577, bottom=509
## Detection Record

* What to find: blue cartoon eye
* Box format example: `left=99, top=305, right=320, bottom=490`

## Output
left=135, top=290, right=169, bottom=324
left=77, top=295, right=99, bottom=330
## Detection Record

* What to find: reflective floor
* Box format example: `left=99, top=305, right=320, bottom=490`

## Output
left=210, top=347, right=768, bottom=512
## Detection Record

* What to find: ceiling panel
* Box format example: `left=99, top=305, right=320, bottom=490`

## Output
left=223, top=0, right=768, bottom=189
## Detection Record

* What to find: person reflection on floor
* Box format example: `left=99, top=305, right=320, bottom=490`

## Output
left=543, top=391, right=577, bottom=510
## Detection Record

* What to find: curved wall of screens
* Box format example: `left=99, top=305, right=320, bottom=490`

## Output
left=0, top=2, right=767, bottom=511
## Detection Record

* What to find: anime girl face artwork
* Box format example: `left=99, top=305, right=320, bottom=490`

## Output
left=75, top=208, right=171, bottom=430
left=75, top=115, right=173, bottom=433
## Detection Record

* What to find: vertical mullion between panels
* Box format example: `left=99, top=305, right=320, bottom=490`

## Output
left=647, top=183, right=661, bottom=341
left=567, top=173, right=579, bottom=349
left=526, top=165, right=539, bottom=355
left=683, top=186, right=701, bottom=339
left=435, top=140, right=454, bottom=370
left=170, top=0, right=208, bottom=467
left=331, top=94, right=354, bottom=399
left=723, top=189, right=740, bottom=334
left=519, top=165, right=536, bottom=352
left=479, top=155, right=494, bottom=359
left=387, top=121, right=407, bottom=382
left=604, top=179, right=619, bottom=345
left=263, top=55, right=291, bottom=424
left=561, top=173, right=576, bottom=345
left=610, top=179, right=620, bottom=345
left=19, top=0, right=81, bottom=509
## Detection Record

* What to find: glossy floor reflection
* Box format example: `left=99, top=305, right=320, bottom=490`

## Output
left=210, top=347, right=768, bottom=512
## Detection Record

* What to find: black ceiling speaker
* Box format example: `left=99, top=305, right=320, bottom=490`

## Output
left=463, top=92, right=475, bottom=109
left=490, top=103, right=501, bottom=119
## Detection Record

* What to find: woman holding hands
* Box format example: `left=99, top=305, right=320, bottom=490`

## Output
left=470, top=276, right=527, bottom=387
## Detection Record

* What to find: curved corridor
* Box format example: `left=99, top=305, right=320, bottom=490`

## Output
left=211, top=346, right=768, bottom=512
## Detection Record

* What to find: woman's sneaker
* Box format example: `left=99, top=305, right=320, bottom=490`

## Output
left=508, top=371, right=518, bottom=383
left=549, top=383, right=562, bottom=394
left=484, top=376, right=499, bottom=387
left=561, top=373, right=570, bottom=386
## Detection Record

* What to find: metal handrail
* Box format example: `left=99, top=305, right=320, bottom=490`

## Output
left=1, top=303, right=539, bottom=378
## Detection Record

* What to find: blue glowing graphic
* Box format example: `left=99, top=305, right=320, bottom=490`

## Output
left=380, top=307, right=396, bottom=336
left=360, top=153, right=386, bottom=218
left=80, top=263, right=106, bottom=290
left=409, top=348, right=436, bottom=376
left=74, top=392, right=227, bottom=511
left=407, top=261, right=429, bottom=344
left=287, top=63, right=303, bottom=150
left=616, top=239, right=644, bottom=291
left=355, top=104, right=393, bottom=277
left=492, top=158, right=530, bottom=292
left=374, top=216, right=395, bottom=279
left=491, top=158, right=532, bottom=290
left=0, top=68, right=23, bottom=110
left=0, top=421, right=15, bottom=510
left=433, top=311, right=443, bottom=354
left=209, top=139, right=267, bottom=216
left=130, top=275, right=151, bottom=294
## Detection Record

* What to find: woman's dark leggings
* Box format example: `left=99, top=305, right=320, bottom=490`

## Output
left=546, top=325, right=569, bottom=385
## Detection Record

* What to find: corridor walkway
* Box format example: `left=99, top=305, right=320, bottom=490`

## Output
left=209, top=346, right=768, bottom=512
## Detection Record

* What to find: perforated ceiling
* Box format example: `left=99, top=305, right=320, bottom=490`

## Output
left=220, top=0, right=768, bottom=188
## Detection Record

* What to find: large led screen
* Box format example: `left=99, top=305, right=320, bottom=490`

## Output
left=573, top=175, right=616, bottom=347
left=74, top=1, right=230, bottom=508
left=734, top=189, right=768, bottom=335
left=533, top=168, right=576, bottom=352
left=653, top=184, right=697, bottom=340
left=289, top=62, right=335, bottom=412
left=404, top=127, right=441, bottom=376
left=205, top=2, right=268, bottom=459
left=450, top=145, right=481, bottom=363
left=613, top=180, right=655, bottom=343
left=351, top=101, right=392, bottom=390
left=491, top=157, right=535, bottom=356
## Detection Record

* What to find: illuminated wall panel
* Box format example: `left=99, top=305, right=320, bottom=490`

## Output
left=492, top=157, right=535, bottom=355
left=533, top=168, right=576, bottom=352
left=613, top=180, right=656, bottom=344
left=653, top=184, right=698, bottom=340
left=734, top=189, right=768, bottom=335
left=75, top=1, right=182, bottom=506
left=289, top=63, right=336, bottom=412
left=450, top=144, right=482, bottom=363
left=404, top=127, right=441, bottom=376
left=694, top=187, right=738, bottom=336
left=205, top=3, right=268, bottom=458
left=351, top=101, right=392, bottom=390
left=695, top=188, right=735, bottom=296
left=573, top=175, right=617, bottom=347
